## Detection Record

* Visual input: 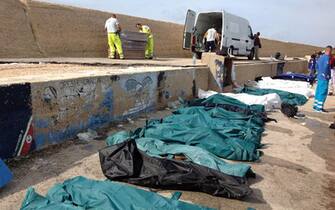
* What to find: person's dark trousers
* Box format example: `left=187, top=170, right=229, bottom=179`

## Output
left=205, top=41, right=216, bottom=52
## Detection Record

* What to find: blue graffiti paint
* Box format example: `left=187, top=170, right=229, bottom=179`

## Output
left=34, top=134, right=46, bottom=149
left=34, top=88, right=115, bottom=148
left=89, top=88, right=114, bottom=129
left=34, top=122, right=88, bottom=149
left=34, top=119, right=49, bottom=128
left=83, top=103, right=93, bottom=112
left=88, top=115, right=110, bottom=129
left=100, top=88, right=113, bottom=111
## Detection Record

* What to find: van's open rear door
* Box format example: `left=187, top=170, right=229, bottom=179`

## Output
left=183, top=9, right=196, bottom=50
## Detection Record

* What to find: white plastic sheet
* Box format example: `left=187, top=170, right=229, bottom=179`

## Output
left=198, top=89, right=282, bottom=111
left=257, top=77, right=314, bottom=98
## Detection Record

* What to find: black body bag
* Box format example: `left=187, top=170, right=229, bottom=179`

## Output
left=99, top=140, right=252, bottom=199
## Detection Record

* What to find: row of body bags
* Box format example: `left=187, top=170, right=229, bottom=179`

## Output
left=21, top=94, right=265, bottom=210
left=98, top=94, right=270, bottom=200
left=20, top=78, right=313, bottom=209
left=98, top=85, right=311, bottom=201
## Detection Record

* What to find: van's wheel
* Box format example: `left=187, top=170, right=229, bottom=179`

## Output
left=228, top=47, right=234, bottom=56
left=195, top=52, right=202, bottom=59
left=248, top=49, right=254, bottom=60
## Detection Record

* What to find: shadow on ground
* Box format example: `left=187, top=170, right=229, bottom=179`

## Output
left=259, top=155, right=312, bottom=175
left=179, top=185, right=272, bottom=210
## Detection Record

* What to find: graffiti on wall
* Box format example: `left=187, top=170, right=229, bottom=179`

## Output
left=157, top=71, right=168, bottom=103
left=0, top=84, right=35, bottom=159
left=34, top=78, right=114, bottom=147
left=0, top=69, right=204, bottom=158
left=121, top=74, right=157, bottom=116
left=43, top=86, right=57, bottom=103
left=214, top=59, right=225, bottom=91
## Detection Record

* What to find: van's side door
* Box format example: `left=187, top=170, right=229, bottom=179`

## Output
left=183, top=9, right=196, bottom=50
left=239, top=20, right=250, bottom=55
left=225, top=14, right=246, bottom=55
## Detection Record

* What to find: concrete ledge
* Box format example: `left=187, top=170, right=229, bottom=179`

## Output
left=0, top=57, right=206, bottom=68
left=0, top=55, right=309, bottom=159
left=201, top=53, right=308, bottom=90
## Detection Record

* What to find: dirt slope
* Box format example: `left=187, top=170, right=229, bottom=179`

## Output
left=25, top=0, right=190, bottom=58
left=261, top=38, right=322, bottom=57
left=0, top=0, right=322, bottom=58
left=0, top=0, right=42, bottom=57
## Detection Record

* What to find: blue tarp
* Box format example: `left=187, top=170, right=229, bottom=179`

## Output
left=0, top=158, right=12, bottom=188
left=273, top=73, right=315, bottom=84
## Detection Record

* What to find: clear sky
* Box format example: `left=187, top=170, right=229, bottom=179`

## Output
left=42, top=0, right=334, bottom=47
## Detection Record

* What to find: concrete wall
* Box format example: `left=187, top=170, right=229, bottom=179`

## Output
left=0, top=66, right=208, bottom=159
left=234, top=60, right=308, bottom=84
left=0, top=0, right=42, bottom=58
left=283, top=60, right=309, bottom=74
left=1, top=0, right=191, bottom=58
left=0, top=0, right=322, bottom=59
left=201, top=53, right=308, bottom=91
left=260, top=38, right=322, bottom=58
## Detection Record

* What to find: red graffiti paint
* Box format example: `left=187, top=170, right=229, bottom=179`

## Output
left=17, top=116, right=33, bottom=156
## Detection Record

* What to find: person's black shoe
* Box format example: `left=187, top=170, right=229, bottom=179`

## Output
left=321, top=109, right=329, bottom=113
left=330, top=123, right=335, bottom=129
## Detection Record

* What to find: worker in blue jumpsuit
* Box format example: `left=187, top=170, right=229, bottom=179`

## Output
left=313, top=46, right=332, bottom=112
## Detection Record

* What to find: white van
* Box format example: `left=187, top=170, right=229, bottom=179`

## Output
left=183, top=10, right=255, bottom=59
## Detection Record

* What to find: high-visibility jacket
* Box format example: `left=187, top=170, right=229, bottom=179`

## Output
left=140, top=25, right=153, bottom=38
